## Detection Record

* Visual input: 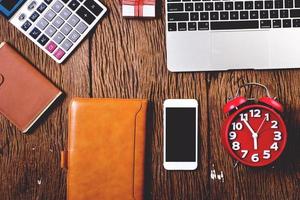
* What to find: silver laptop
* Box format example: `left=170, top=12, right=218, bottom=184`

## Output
left=166, top=0, right=300, bottom=72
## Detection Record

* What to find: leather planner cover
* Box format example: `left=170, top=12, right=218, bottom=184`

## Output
left=63, top=98, right=148, bottom=200
left=0, top=42, right=62, bottom=133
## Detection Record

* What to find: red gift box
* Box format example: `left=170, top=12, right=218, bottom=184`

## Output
left=122, top=0, right=156, bottom=17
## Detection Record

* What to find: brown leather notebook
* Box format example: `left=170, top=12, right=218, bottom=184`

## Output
left=62, top=98, right=148, bottom=200
left=0, top=42, right=62, bottom=133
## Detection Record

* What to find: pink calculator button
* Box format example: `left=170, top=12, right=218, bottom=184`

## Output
left=46, top=41, right=57, bottom=53
left=54, top=49, right=65, bottom=60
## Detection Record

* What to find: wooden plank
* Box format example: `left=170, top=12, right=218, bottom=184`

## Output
left=0, top=17, right=91, bottom=200
left=208, top=70, right=300, bottom=200
left=90, top=1, right=209, bottom=199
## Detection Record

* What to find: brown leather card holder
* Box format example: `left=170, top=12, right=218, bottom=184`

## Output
left=63, top=98, right=148, bottom=200
left=0, top=42, right=62, bottom=133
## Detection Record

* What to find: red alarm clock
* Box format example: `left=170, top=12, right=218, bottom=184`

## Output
left=221, top=83, right=287, bottom=167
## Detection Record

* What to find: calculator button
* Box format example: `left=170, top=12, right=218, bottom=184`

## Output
left=36, top=18, right=49, bottom=30
left=61, top=0, right=70, bottom=3
left=30, top=11, right=40, bottom=22
left=45, top=25, right=57, bottom=37
left=53, top=32, right=65, bottom=44
left=37, top=3, right=47, bottom=13
left=84, top=0, right=103, bottom=16
left=45, top=9, right=56, bottom=21
left=75, top=21, right=88, bottom=33
left=60, top=7, right=72, bottom=20
left=68, top=15, right=80, bottom=27
left=21, top=21, right=32, bottom=31
left=61, top=39, right=73, bottom=51
left=19, top=13, right=26, bottom=21
left=61, top=23, right=72, bottom=35
left=46, top=41, right=57, bottom=53
left=28, top=1, right=37, bottom=10
left=76, top=6, right=95, bottom=25
left=68, top=30, right=80, bottom=42
left=44, top=0, right=53, bottom=5
left=30, top=28, right=41, bottom=39
left=54, top=48, right=65, bottom=60
left=53, top=16, right=65, bottom=28
left=37, top=34, right=49, bottom=46
left=68, top=0, right=80, bottom=11
left=52, top=1, right=64, bottom=13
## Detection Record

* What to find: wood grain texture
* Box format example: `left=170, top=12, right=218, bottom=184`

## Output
left=0, top=0, right=300, bottom=199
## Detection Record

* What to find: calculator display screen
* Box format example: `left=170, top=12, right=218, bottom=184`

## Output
left=0, top=0, right=26, bottom=19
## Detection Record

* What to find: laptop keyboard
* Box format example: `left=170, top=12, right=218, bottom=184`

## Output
left=167, top=0, right=300, bottom=31
left=15, top=0, right=106, bottom=63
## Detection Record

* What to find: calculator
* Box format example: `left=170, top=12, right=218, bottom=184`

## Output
left=0, top=0, right=107, bottom=63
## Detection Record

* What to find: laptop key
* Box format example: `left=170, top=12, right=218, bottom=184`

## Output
left=250, top=11, right=259, bottom=19
left=265, top=1, right=273, bottom=9
left=296, top=0, right=300, bottom=7
left=215, top=2, right=224, bottom=10
left=273, top=19, right=281, bottom=28
left=240, top=11, right=249, bottom=19
left=198, top=22, right=209, bottom=30
left=283, top=19, right=291, bottom=27
left=188, top=22, right=197, bottom=31
left=280, top=10, right=289, bottom=18
left=190, top=13, right=199, bottom=21
left=270, top=10, right=279, bottom=18
left=168, top=13, right=189, bottom=21
left=76, top=6, right=96, bottom=24
left=245, top=1, right=253, bottom=9
left=185, top=3, right=194, bottom=11
left=225, top=2, right=233, bottom=10
left=210, top=12, right=219, bottom=20
left=168, top=3, right=184, bottom=12
left=293, top=19, right=300, bottom=27
left=195, top=3, right=203, bottom=11
left=205, top=2, right=213, bottom=11
left=260, top=20, right=271, bottom=28
left=275, top=0, right=284, bottom=8
left=178, top=22, right=187, bottom=31
left=290, top=9, right=300, bottom=17
left=285, top=0, right=293, bottom=8
left=200, top=12, right=209, bottom=20
left=168, top=23, right=177, bottom=31
left=235, top=2, right=244, bottom=10
left=255, top=1, right=263, bottom=9
left=84, top=0, right=103, bottom=16
left=211, top=20, right=259, bottom=30
left=220, top=12, right=229, bottom=20
left=230, top=11, right=239, bottom=20
left=260, top=10, right=269, bottom=18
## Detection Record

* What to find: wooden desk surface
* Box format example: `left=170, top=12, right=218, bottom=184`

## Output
left=0, top=1, right=300, bottom=199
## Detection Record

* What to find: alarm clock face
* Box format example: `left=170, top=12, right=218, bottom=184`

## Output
left=224, top=105, right=287, bottom=167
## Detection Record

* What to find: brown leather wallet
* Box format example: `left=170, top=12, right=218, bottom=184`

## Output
left=61, top=98, right=148, bottom=200
left=0, top=42, right=62, bottom=133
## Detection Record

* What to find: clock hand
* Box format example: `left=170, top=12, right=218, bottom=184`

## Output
left=256, top=117, right=267, bottom=134
left=242, top=119, right=258, bottom=150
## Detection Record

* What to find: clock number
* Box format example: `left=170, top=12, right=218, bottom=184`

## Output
left=270, top=142, right=279, bottom=151
left=229, top=131, right=237, bottom=140
left=271, top=121, right=279, bottom=129
left=232, top=122, right=243, bottom=131
left=241, top=150, right=248, bottom=158
left=250, top=109, right=261, bottom=118
left=274, top=131, right=282, bottom=141
left=240, top=113, right=248, bottom=121
left=251, top=153, right=259, bottom=162
left=265, top=113, right=270, bottom=121
left=263, top=150, right=271, bottom=159
left=232, top=141, right=240, bottom=151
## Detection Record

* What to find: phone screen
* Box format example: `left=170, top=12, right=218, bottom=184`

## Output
left=166, top=108, right=196, bottom=162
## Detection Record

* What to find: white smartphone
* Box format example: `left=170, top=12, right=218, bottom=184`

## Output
left=163, top=99, right=198, bottom=170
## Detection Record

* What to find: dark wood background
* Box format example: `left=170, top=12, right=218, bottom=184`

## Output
left=0, top=1, right=300, bottom=199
